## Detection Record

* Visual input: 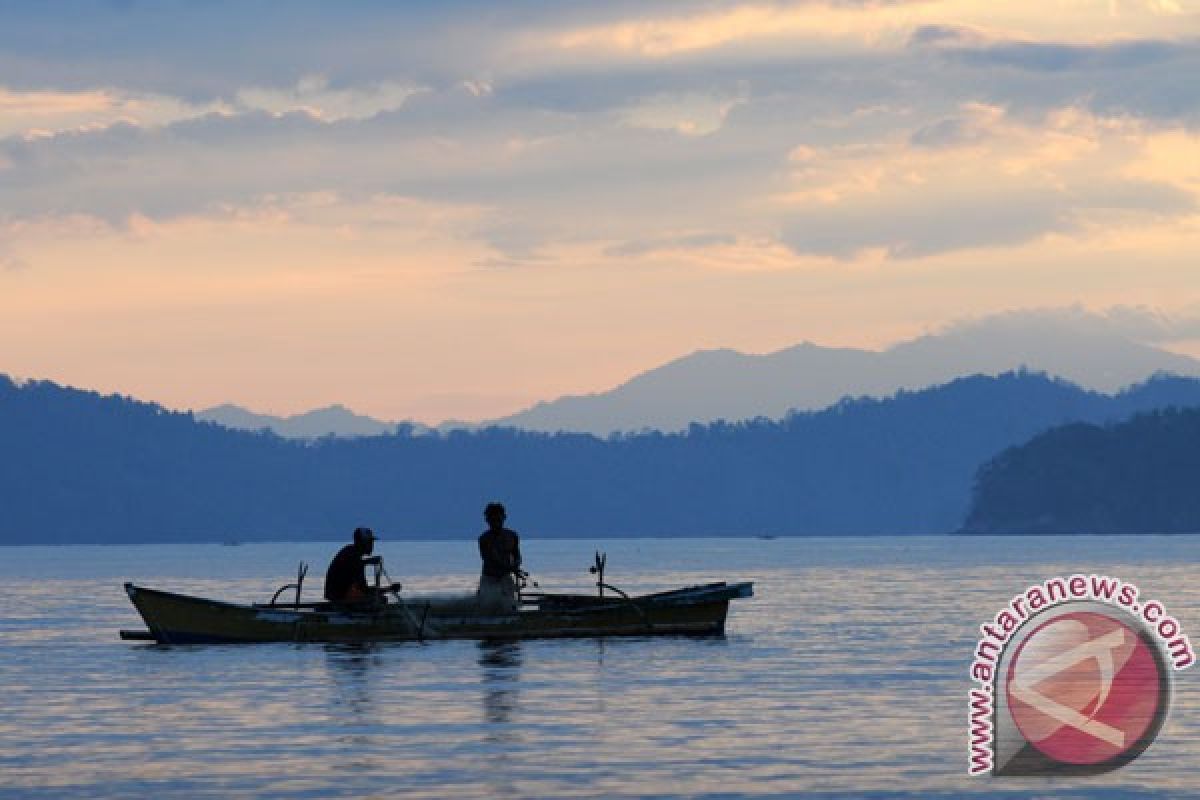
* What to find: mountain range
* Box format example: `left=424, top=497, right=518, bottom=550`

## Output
left=5, top=370, right=1200, bottom=543
left=195, top=309, right=1200, bottom=438
left=489, top=310, right=1200, bottom=434
left=196, top=403, right=416, bottom=439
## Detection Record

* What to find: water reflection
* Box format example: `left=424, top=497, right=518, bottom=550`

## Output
left=477, top=640, right=523, bottom=798
left=8, top=540, right=1200, bottom=798
left=325, top=643, right=384, bottom=725
left=478, top=640, right=522, bottom=729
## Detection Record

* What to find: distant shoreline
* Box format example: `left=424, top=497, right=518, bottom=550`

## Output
left=4, top=531, right=1200, bottom=547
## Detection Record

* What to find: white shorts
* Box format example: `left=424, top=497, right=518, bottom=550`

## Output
left=476, top=573, right=518, bottom=613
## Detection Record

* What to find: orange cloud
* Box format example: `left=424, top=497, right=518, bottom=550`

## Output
left=0, top=85, right=227, bottom=138
left=545, top=1, right=1196, bottom=60
left=772, top=105, right=1192, bottom=257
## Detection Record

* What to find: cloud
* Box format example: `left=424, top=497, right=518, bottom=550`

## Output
left=605, top=232, right=738, bottom=257
left=0, top=75, right=420, bottom=140
left=910, top=27, right=1200, bottom=122
left=0, top=79, right=791, bottom=260
left=909, top=102, right=1004, bottom=148
left=907, top=24, right=977, bottom=48
left=5, top=91, right=1198, bottom=263
left=0, top=85, right=227, bottom=138
left=4, top=2, right=1200, bottom=265
left=780, top=106, right=1197, bottom=258
left=931, top=35, right=1189, bottom=73
left=235, top=76, right=423, bottom=121
left=0, top=3, right=474, bottom=100
left=1099, top=306, right=1200, bottom=342
left=941, top=306, right=1200, bottom=345
left=619, top=89, right=747, bottom=136
left=546, top=3, right=904, bottom=57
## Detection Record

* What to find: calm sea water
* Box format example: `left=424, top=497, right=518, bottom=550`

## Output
left=3, top=536, right=1200, bottom=799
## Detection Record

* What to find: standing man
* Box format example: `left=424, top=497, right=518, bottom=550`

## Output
left=324, top=526, right=382, bottom=604
left=477, top=503, right=522, bottom=613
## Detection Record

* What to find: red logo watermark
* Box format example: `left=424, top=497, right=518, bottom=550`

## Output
left=1008, top=611, right=1162, bottom=765
left=968, top=575, right=1192, bottom=776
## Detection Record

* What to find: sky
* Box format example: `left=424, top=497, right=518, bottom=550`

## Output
left=1, top=0, right=1199, bottom=423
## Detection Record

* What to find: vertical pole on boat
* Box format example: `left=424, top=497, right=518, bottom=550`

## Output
left=295, top=562, right=308, bottom=610
left=590, top=551, right=607, bottom=598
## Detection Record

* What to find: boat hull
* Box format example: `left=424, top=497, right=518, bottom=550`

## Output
left=123, top=582, right=753, bottom=644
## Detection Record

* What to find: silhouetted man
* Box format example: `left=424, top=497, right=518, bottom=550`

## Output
left=477, top=503, right=522, bottom=613
left=324, top=526, right=381, bottom=604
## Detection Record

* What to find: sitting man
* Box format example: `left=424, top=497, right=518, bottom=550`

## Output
left=476, top=502, right=523, bottom=613
left=324, top=526, right=382, bottom=604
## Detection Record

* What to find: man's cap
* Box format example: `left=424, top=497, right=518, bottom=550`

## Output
left=353, top=526, right=377, bottom=540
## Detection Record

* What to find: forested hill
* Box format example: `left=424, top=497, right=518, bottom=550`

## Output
left=3, top=371, right=1200, bottom=543
left=962, top=408, right=1200, bottom=534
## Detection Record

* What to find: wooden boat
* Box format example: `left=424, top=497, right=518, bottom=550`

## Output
left=121, top=580, right=754, bottom=644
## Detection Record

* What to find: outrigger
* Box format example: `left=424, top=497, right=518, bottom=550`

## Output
left=121, top=552, right=754, bottom=644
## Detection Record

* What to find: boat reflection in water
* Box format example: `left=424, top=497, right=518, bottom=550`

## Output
left=478, top=640, right=524, bottom=797
left=325, top=643, right=384, bottom=727
left=479, top=640, right=523, bottom=729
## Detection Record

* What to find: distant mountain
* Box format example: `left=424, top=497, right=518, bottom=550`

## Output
left=196, top=403, right=417, bottom=438
left=963, top=408, right=1200, bottom=534
left=5, top=370, right=1200, bottom=543
left=489, top=309, right=1200, bottom=434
